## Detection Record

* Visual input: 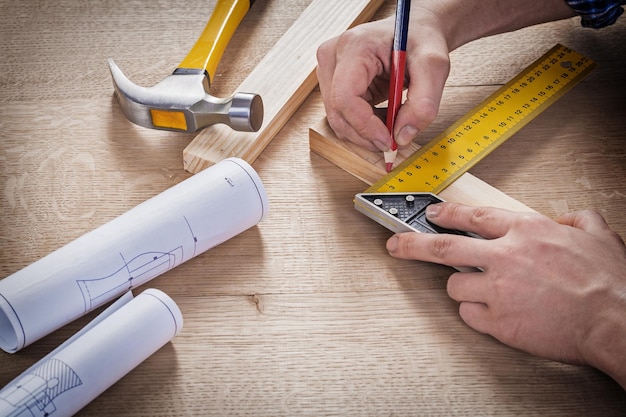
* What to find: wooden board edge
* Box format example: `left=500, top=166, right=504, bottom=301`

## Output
left=183, top=0, right=386, bottom=174
left=309, top=117, right=534, bottom=212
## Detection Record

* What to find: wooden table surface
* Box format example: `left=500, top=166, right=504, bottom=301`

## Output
left=1, top=1, right=625, bottom=415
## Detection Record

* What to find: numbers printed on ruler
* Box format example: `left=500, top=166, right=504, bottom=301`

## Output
left=369, top=44, right=596, bottom=194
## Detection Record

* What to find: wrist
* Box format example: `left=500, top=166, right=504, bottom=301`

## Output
left=579, top=289, right=626, bottom=389
left=414, top=0, right=576, bottom=52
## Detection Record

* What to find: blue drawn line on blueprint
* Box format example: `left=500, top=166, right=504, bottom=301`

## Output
left=75, top=216, right=198, bottom=312
left=183, top=216, right=198, bottom=258
left=0, top=293, right=26, bottom=351
left=77, top=248, right=182, bottom=311
left=0, top=358, right=82, bottom=417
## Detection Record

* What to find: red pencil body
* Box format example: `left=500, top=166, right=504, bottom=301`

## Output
left=384, top=50, right=406, bottom=172
left=386, top=50, right=406, bottom=147
left=384, top=0, right=410, bottom=172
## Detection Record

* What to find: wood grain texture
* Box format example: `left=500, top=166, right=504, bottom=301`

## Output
left=182, top=0, right=386, bottom=173
left=310, top=117, right=534, bottom=212
left=1, top=0, right=626, bottom=415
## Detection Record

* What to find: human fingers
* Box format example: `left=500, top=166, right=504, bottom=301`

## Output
left=556, top=209, right=610, bottom=231
left=394, top=36, right=450, bottom=146
left=325, top=110, right=388, bottom=152
left=317, top=37, right=379, bottom=151
left=445, top=271, right=493, bottom=335
left=425, top=202, right=536, bottom=240
left=557, top=210, right=626, bottom=246
left=317, top=25, right=394, bottom=152
left=316, top=37, right=345, bottom=131
left=386, top=231, right=489, bottom=269
left=447, top=271, right=488, bottom=304
left=557, top=209, right=616, bottom=234
left=457, top=302, right=491, bottom=336
left=316, top=37, right=338, bottom=109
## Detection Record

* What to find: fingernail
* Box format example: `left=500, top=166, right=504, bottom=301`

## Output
left=426, top=204, right=441, bottom=218
left=396, top=125, right=419, bottom=145
left=374, top=140, right=389, bottom=152
left=386, top=235, right=398, bottom=253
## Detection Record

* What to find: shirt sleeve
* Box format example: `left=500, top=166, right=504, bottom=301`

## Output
left=565, top=0, right=626, bottom=28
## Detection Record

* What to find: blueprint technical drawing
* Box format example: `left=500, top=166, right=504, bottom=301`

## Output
left=0, top=289, right=182, bottom=416
left=0, top=358, right=81, bottom=417
left=0, top=158, right=268, bottom=353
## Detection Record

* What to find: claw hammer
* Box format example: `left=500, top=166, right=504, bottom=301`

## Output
left=109, top=0, right=263, bottom=133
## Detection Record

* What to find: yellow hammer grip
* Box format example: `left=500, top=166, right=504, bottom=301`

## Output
left=178, top=0, right=251, bottom=82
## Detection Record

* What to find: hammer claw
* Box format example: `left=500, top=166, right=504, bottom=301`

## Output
left=108, top=0, right=263, bottom=133
left=109, top=59, right=263, bottom=133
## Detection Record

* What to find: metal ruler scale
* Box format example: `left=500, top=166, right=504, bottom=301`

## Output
left=366, top=44, right=596, bottom=195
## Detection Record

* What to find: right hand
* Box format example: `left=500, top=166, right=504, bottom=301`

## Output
left=316, top=10, right=451, bottom=152
left=316, top=0, right=576, bottom=153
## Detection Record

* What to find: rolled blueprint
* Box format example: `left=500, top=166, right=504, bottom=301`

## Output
left=0, top=288, right=183, bottom=417
left=0, top=157, right=268, bottom=353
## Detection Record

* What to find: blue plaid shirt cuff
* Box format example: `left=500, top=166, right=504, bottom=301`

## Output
left=565, top=0, right=626, bottom=28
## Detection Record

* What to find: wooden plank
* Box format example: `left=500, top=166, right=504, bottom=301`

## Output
left=183, top=0, right=386, bottom=173
left=309, top=117, right=534, bottom=212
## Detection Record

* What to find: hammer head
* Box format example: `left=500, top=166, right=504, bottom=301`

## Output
left=108, top=59, right=263, bottom=133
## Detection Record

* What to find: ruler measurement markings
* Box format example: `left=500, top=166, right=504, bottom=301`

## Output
left=367, top=44, right=596, bottom=194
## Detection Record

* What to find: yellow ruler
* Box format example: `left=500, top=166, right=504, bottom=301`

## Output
left=366, top=44, right=596, bottom=194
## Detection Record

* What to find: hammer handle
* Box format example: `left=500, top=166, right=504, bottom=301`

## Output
left=178, top=0, right=254, bottom=83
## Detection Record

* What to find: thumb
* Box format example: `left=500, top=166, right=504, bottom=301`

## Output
left=557, top=210, right=626, bottom=248
left=557, top=210, right=611, bottom=233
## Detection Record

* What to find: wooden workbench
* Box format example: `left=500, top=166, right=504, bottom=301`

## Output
left=1, top=1, right=625, bottom=415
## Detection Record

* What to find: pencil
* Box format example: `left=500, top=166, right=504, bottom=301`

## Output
left=384, top=0, right=411, bottom=172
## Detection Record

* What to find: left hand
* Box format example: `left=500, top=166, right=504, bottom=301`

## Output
left=385, top=202, right=626, bottom=386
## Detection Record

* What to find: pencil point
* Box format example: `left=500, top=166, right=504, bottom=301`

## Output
left=384, top=149, right=397, bottom=173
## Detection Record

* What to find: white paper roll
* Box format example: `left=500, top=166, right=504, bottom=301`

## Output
left=0, top=157, right=268, bottom=353
left=0, top=288, right=183, bottom=417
